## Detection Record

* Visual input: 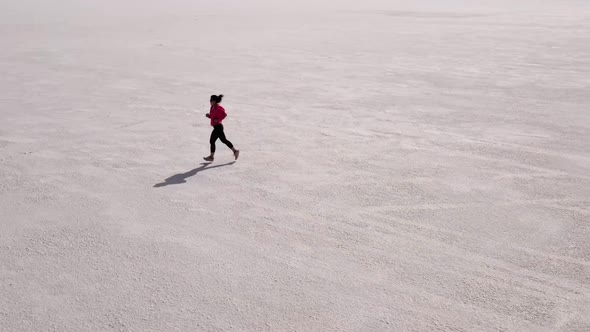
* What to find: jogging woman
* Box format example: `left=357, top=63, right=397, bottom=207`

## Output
left=203, top=94, right=239, bottom=162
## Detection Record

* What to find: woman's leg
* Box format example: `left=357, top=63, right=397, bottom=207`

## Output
left=217, top=125, right=239, bottom=160
left=209, top=127, right=220, bottom=156
left=217, top=126, right=234, bottom=149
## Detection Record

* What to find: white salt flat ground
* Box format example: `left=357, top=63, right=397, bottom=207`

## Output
left=1, top=1, right=589, bottom=331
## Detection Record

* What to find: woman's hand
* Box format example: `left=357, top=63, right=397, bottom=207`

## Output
left=205, top=113, right=210, bottom=118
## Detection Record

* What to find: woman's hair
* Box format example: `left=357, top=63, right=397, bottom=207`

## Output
left=210, top=94, right=224, bottom=103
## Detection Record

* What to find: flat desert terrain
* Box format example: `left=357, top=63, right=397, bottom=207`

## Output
left=1, top=0, right=589, bottom=331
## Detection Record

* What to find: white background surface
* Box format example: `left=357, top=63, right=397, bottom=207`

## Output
left=1, top=1, right=589, bottom=330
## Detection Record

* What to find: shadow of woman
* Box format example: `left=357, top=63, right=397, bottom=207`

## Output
left=154, top=162, right=235, bottom=187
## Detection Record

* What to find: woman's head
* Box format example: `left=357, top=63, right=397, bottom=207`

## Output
left=210, top=94, right=224, bottom=105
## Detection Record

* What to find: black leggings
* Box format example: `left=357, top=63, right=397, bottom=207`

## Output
left=210, top=124, right=233, bottom=153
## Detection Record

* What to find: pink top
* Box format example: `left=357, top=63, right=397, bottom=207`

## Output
left=210, top=105, right=227, bottom=126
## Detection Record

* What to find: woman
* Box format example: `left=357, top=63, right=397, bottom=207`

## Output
left=204, top=94, right=239, bottom=162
